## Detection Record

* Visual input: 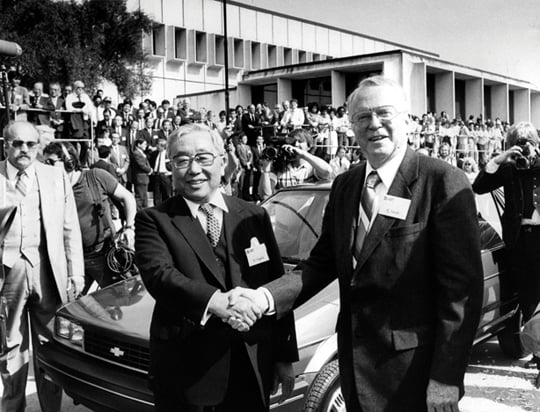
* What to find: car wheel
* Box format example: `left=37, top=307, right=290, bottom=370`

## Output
left=497, top=309, right=529, bottom=359
left=303, top=360, right=346, bottom=412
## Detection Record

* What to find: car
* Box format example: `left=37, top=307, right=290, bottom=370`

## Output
left=36, top=183, right=525, bottom=412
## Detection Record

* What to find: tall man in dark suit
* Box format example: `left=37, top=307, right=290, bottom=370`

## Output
left=230, top=76, right=483, bottom=411
left=473, top=121, right=540, bottom=370
left=134, top=123, right=297, bottom=411
left=131, top=138, right=152, bottom=210
left=242, top=104, right=261, bottom=146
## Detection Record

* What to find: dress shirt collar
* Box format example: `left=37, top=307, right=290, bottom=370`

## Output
left=6, top=160, right=35, bottom=183
left=183, top=190, right=229, bottom=219
left=365, top=146, right=407, bottom=189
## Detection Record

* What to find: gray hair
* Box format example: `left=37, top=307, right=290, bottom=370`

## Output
left=167, top=123, right=225, bottom=158
left=3, top=120, right=39, bottom=142
left=347, top=75, right=409, bottom=113
left=506, top=121, right=539, bottom=147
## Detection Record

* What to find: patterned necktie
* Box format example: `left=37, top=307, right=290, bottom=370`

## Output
left=16, top=170, right=29, bottom=198
left=200, top=203, right=220, bottom=247
left=353, top=171, right=381, bottom=263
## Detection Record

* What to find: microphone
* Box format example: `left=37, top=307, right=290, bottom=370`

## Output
left=0, top=40, right=23, bottom=57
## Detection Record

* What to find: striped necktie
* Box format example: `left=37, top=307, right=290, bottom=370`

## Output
left=16, top=170, right=29, bottom=198
left=353, top=171, right=381, bottom=263
left=200, top=203, right=220, bottom=248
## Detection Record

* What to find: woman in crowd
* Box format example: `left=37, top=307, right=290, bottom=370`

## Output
left=258, top=128, right=333, bottom=200
left=42, top=142, right=137, bottom=294
left=460, top=156, right=479, bottom=184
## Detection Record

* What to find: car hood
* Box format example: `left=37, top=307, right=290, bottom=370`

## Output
left=57, top=270, right=340, bottom=347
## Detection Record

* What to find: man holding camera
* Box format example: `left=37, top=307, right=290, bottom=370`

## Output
left=473, top=121, right=540, bottom=369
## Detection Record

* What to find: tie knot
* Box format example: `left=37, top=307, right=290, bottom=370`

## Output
left=199, top=203, right=215, bottom=216
left=17, top=170, right=27, bottom=178
left=366, top=171, right=381, bottom=189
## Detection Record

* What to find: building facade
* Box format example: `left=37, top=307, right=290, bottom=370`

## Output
left=130, top=0, right=540, bottom=124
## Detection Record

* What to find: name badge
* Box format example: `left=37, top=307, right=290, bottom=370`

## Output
left=379, top=195, right=411, bottom=220
left=245, top=237, right=269, bottom=267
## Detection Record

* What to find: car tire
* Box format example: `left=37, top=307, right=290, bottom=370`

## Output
left=303, top=360, right=346, bottom=412
left=497, top=309, right=529, bottom=359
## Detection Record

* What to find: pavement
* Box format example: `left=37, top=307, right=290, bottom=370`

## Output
left=2, top=339, right=539, bottom=411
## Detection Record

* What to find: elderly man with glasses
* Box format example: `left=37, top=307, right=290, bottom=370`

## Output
left=230, top=76, right=483, bottom=412
left=135, top=123, right=297, bottom=411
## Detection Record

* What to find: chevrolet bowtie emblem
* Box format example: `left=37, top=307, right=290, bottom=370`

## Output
left=110, top=347, right=125, bottom=357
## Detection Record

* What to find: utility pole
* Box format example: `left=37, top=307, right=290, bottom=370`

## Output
left=223, top=0, right=230, bottom=125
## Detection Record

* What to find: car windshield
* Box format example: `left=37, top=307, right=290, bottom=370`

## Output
left=262, top=189, right=329, bottom=263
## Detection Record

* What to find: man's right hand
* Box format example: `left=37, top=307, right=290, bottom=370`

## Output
left=492, top=145, right=523, bottom=165
left=208, top=291, right=265, bottom=329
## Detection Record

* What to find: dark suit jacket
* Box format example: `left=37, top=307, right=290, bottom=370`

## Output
left=135, top=195, right=298, bottom=406
left=241, top=113, right=260, bottom=146
left=473, top=162, right=538, bottom=247
left=267, top=148, right=483, bottom=411
left=130, top=149, right=151, bottom=185
left=136, top=128, right=153, bottom=146
left=28, top=95, right=55, bottom=125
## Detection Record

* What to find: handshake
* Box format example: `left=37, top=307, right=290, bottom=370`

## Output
left=208, top=287, right=270, bottom=332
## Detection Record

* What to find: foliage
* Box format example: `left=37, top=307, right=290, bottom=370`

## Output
left=0, top=0, right=154, bottom=99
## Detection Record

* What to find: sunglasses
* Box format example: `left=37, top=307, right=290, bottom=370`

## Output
left=44, top=158, right=63, bottom=166
left=10, top=140, right=39, bottom=149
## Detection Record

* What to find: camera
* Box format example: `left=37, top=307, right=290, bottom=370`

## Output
left=513, top=138, right=536, bottom=170
left=261, top=137, right=295, bottom=163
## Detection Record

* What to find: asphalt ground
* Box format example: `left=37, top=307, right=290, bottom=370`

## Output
left=2, top=338, right=539, bottom=411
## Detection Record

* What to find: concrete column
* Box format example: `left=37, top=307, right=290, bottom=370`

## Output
left=435, top=72, right=455, bottom=118
left=465, top=79, right=483, bottom=120
left=531, top=93, right=540, bottom=127
left=331, top=71, right=346, bottom=108
left=236, top=84, right=252, bottom=107
left=405, top=62, right=427, bottom=116
left=277, top=78, right=292, bottom=104
left=491, top=84, right=509, bottom=121
left=513, top=89, right=530, bottom=123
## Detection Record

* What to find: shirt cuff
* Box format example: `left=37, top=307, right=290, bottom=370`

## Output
left=259, top=287, right=276, bottom=316
left=201, top=290, right=219, bottom=326
left=485, top=159, right=500, bottom=174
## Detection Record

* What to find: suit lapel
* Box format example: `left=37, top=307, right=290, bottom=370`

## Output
left=223, top=197, right=243, bottom=288
left=354, top=149, right=419, bottom=272
left=170, top=197, right=227, bottom=289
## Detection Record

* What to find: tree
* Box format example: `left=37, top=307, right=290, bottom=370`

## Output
left=0, top=0, right=154, bottom=99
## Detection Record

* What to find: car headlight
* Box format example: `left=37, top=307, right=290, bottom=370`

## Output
left=55, top=316, right=84, bottom=347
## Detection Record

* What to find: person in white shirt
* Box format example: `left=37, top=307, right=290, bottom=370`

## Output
left=329, top=146, right=351, bottom=176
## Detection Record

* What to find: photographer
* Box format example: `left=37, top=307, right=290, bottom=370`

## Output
left=473, top=121, right=540, bottom=369
left=258, top=128, right=332, bottom=200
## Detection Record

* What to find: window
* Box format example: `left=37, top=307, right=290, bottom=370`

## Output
left=298, top=50, right=307, bottom=63
left=174, top=28, right=187, bottom=60
left=251, top=41, right=261, bottom=69
left=195, top=31, right=207, bottom=63
left=233, top=38, right=244, bottom=68
left=152, top=24, right=165, bottom=56
left=215, top=35, right=225, bottom=65
left=268, top=45, right=277, bottom=67
left=284, top=47, right=292, bottom=65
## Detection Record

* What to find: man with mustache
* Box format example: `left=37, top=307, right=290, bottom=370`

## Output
left=0, top=120, right=84, bottom=412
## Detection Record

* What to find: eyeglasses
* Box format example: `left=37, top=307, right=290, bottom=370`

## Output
left=171, top=152, right=222, bottom=169
left=9, top=140, right=39, bottom=150
left=351, top=105, right=403, bottom=128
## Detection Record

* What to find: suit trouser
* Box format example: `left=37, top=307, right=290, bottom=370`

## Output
left=134, top=182, right=148, bottom=210
left=153, top=174, right=172, bottom=207
left=0, top=258, right=62, bottom=412
left=153, top=338, right=266, bottom=412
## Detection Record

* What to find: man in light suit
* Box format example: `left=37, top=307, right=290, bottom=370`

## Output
left=231, top=76, right=483, bottom=411
left=110, top=132, right=130, bottom=186
left=135, top=124, right=297, bottom=411
left=0, top=121, right=85, bottom=412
